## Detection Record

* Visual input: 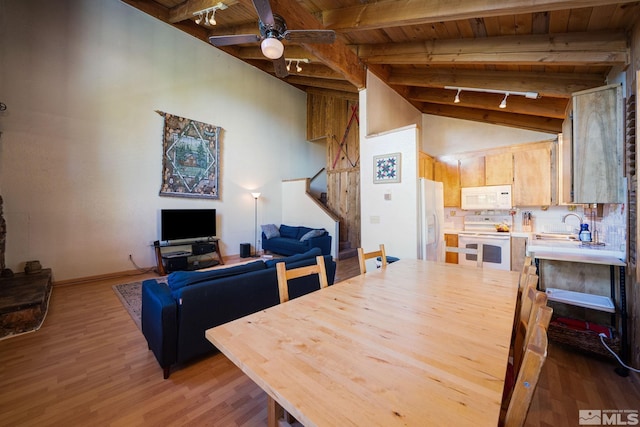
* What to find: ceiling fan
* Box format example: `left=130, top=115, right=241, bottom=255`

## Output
left=208, top=0, right=336, bottom=78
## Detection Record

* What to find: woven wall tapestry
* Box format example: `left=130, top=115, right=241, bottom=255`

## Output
left=157, top=111, right=221, bottom=199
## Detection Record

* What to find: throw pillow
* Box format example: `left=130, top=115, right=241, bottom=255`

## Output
left=168, top=260, right=266, bottom=290
left=261, top=224, right=280, bottom=239
left=300, top=228, right=326, bottom=241
left=265, top=247, right=322, bottom=268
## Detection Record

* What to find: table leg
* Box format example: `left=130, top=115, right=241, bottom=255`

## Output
left=267, top=396, right=284, bottom=427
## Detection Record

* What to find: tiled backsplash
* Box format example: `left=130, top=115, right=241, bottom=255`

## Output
left=444, top=204, right=627, bottom=250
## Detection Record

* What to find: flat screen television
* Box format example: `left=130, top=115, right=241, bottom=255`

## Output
left=161, top=209, right=216, bottom=241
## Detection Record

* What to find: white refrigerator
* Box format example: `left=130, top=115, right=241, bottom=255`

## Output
left=418, top=178, right=445, bottom=262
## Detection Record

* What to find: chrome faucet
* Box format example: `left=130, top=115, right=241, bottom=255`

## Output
left=562, top=213, right=583, bottom=233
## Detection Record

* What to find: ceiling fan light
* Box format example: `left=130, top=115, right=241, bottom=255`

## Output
left=261, top=37, right=284, bottom=59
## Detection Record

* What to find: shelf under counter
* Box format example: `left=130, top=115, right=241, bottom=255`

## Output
left=529, top=249, right=626, bottom=267
left=530, top=248, right=629, bottom=375
left=545, top=288, right=615, bottom=313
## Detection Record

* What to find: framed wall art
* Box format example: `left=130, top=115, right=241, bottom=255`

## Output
left=373, top=152, right=401, bottom=184
left=157, top=111, right=221, bottom=199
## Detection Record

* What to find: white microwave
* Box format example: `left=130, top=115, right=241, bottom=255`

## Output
left=461, top=185, right=512, bottom=210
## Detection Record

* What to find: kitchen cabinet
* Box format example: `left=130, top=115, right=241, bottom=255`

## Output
left=434, top=160, right=460, bottom=207
left=438, top=140, right=556, bottom=208
left=513, top=144, right=552, bottom=206
left=444, top=233, right=458, bottom=264
left=459, top=156, right=485, bottom=187
left=419, top=151, right=434, bottom=180
left=572, top=84, right=624, bottom=203
left=485, top=152, right=513, bottom=186
left=559, top=111, right=573, bottom=204
left=459, top=153, right=512, bottom=187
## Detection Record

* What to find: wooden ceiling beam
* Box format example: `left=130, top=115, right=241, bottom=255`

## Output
left=388, top=68, right=606, bottom=98
left=421, top=103, right=563, bottom=133
left=120, top=0, right=170, bottom=20
left=322, top=0, right=639, bottom=31
left=267, top=0, right=365, bottom=89
left=306, top=87, right=359, bottom=101
left=281, top=75, right=358, bottom=93
left=358, top=30, right=629, bottom=66
left=409, top=87, right=569, bottom=118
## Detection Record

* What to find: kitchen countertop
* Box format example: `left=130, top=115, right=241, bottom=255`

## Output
left=509, top=231, right=531, bottom=238
left=527, top=239, right=626, bottom=264
left=443, top=228, right=463, bottom=234
left=441, top=230, right=627, bottom=265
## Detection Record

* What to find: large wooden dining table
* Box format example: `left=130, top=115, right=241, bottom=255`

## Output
left=205, top=259, right=520, bottom=426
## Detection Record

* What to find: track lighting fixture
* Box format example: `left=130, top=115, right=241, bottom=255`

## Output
left=499, top=93, right=509, bottom=109
left=284, top=58, right=309, bottom=73
left=193, top=2, right=228, bottom=27
left=444, top=86, right=539, bottom=109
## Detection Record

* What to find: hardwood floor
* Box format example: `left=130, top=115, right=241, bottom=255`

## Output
left=0, top=258, right=638, bottom=426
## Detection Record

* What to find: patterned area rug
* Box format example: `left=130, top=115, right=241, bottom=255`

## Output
left=112, top=261, right=260, bottom=330
left=112, top=278, right=167, bottom=330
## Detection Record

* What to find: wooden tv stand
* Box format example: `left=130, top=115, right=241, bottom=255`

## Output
left=154, top=239, right=224, bottom=275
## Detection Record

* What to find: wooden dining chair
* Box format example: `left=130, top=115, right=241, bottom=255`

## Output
left=272, top=255, right=328, bottom=426
left=511, top=266, right=539, bottom=342
left=357, top=244, right=387, bottom=274
left=445, top=244, right=484, bottom=268
left=502, top=323, right=549, bottom=427
left=276, top=256, right=328, bottom=303
left=513, top=283, right=548, bottom=374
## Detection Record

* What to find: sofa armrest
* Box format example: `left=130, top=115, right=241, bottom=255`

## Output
left=307, top=234, right=332, bottom=255
left=141, top=279, right=178, bottom=378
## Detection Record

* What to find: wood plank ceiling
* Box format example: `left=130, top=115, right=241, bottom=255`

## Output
left=120, top=0, right=640, bottom=133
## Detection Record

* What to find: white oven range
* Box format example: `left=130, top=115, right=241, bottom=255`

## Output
left=458, top=215, right=512, bottom=271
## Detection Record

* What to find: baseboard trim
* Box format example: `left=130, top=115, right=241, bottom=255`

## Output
left=53, top=268, right=159, bottom=287
left=53, top=254, right=246, bottom=287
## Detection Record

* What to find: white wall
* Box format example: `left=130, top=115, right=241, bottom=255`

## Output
left=360, top=71, right=422, bottom=260
left=360, top=125, right=420, bottom=261
left=365, top=72, right=422, bottom=136
left=422, top=115, right=556, bottom=156
left=0, top=0, right=320, bottom=281
left=280, top=179, right=339, bottom=258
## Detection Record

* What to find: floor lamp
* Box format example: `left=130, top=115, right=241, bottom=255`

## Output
left=251, top=192, right=261, bottom=257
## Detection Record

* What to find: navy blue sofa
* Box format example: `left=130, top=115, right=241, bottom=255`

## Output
left=141, top=248, right=336, bottom=378
left=261, top=224, right=332, bottom=256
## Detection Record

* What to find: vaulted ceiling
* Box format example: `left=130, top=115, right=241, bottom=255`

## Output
left=121, top=0, right=640, bottom=133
